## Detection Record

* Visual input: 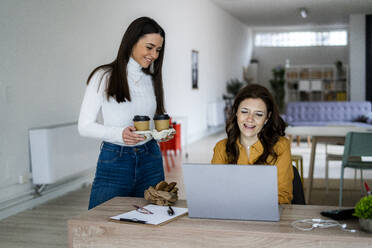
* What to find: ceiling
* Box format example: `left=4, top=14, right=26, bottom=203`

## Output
left=211, top=0, right=372, bottom=27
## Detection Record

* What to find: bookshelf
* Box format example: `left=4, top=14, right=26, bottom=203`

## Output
left=285, top=64, right=349, bottom=102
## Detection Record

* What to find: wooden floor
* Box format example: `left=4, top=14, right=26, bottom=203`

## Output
left=0, top=131, right=370, bottom=247
left=0, top=187, right=91, bottom=248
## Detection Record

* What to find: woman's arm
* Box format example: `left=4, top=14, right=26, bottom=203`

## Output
left=77, top=70, right=124, bottom=144
left=275, top=137, right=294, bottom=204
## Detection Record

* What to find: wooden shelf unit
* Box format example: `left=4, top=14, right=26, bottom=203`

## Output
left=285, top=64, right=349, bottom=102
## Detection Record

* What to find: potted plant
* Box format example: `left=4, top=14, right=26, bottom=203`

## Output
left=335, top=60, right=345, bottom=79
left=226, top=78, right=245, bottom=97
left=354, top=195, right=372, bottom=232
left=223, top=78, right=246, bottom=122
left=269, top=66, right=286, bottom=113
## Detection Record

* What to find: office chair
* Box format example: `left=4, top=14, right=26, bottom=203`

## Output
left=292, top=166, right=306, bottom=205
left=291, top=154, right=304, bottom=184
left=325, top=143, right=360, bottom=194
left=339, top=132, right=372, bottom=207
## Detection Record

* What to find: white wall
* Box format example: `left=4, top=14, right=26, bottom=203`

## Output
left=349, top=14, right=366, bottom=101
left=0, top=0, right=251, bottom=203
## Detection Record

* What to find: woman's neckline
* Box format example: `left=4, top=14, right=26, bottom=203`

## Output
left=239, top=136, right=259, bottom=149
left=128, top=57, right=143, bottom=73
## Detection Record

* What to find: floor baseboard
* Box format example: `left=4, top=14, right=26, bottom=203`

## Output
left=0, top=173, right=93, bottom=221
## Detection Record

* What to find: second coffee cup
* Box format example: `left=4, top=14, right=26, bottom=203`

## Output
left=153, top=114, right=170, bottom=131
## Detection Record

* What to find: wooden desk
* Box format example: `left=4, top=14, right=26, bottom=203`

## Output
left=68, top=197, right=372, bottom=248
left=286, top=125, right=372, bottom=204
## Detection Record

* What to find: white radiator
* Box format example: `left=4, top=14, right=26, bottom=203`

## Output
left=207, top=101, right=225, bottom=127
left=29, top=122, right=100, bottom=185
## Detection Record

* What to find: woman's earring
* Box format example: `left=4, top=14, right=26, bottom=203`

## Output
left=150, top=62, right=155, bottom=74
left=264, top=120, right=268, bottom=125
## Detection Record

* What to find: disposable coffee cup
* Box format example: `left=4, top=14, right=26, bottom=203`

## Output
left=153, top=114, right=170, bottom=131
left=133, top=115, right=150, bottom=131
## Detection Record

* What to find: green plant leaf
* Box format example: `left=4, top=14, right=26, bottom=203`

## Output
left=226, top=78, right=245, bottom=96
left=354, top=196, right=372, bottom=219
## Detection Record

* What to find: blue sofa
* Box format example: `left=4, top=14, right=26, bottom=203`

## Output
left=285, top=101, right=372, bottom=128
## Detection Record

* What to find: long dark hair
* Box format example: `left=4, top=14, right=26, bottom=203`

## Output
left=225, top=84, right=287, bottom=164
left=86, top=17, right=166, bottom=114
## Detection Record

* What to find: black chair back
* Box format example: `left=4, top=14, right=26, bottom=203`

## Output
left=291, top=166, right=306, bottom=205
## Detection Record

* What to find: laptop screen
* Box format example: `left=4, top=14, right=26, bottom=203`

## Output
left=182, top=163, right=280, bottom=221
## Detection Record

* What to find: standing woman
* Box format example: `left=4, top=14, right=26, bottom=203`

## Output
left=211, top=84, right=294, bottom=204
left=78, top=17, right=167, bottom=209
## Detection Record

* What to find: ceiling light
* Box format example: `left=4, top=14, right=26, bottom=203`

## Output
left=299, top=8, right=308, bottom=19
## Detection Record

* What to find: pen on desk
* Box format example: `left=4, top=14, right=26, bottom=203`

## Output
left=168, top=206, right=175, bottom=216
left=119, top=218, right=147, bottom=224
left=364, top=181, right=371, bottom=195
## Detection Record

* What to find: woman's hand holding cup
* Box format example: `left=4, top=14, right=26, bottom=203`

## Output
left=122, top=126, right=145, bottom=145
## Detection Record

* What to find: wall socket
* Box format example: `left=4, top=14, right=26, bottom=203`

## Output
left=18, top=173, right=31, bottom=184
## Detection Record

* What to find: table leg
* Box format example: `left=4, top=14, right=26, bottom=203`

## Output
left=306, top=136, right=317, bottom=204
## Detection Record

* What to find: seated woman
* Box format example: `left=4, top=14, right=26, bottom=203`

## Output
left=212, top=84, right=293, bottom=204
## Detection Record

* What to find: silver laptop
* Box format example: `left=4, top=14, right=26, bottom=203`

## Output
left=182, top=163, right=280, bottom=221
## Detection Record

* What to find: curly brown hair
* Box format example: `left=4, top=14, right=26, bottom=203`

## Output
left=225, top=84, right=287, bottom=164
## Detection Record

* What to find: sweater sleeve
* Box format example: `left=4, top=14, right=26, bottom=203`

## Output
left=77, top=70, right=124, bottom=143
left=275, top=137, right=294, bottom=204
left=211, top=139, right=228, bottom=164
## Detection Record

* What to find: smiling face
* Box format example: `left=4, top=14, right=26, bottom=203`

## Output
left=131, top=33, right=164, bottom=68
left=236, top=98, right=269, bottom=143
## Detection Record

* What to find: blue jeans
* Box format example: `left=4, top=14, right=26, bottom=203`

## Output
left=88, top=139, right=164, bottom=209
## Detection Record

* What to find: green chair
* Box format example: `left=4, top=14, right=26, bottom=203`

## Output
left=339, top=132, right=372, bottom=207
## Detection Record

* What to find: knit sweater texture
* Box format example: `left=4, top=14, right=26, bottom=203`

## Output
left=78, top=58, right=156, bottom=146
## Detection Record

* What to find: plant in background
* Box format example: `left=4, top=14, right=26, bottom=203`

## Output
left=354, top=196, right=372, bottom=219
left=226, top=78, right=245, bottom=97
left=335, top=60, right=345, bottom=79
left=269, top=66, right=286, bottom=113
left=223, top=78, right=246, bottom=123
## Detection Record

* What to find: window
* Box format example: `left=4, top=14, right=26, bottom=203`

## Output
left=255, top=30, right=347, bottom=47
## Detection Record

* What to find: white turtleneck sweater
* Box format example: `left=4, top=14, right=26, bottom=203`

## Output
left=78, top=57, right=157, bottom=146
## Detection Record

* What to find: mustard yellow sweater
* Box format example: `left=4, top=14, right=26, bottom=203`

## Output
left=211, top=137, right=293, bottom=204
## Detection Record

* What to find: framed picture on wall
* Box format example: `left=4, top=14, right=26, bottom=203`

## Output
left=191, top=50, right=199, bottom=89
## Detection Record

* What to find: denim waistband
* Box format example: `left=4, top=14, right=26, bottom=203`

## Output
left=101, top=139, right=156, bottom=154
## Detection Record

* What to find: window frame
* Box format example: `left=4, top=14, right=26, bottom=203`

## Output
left=254, top=30, right=348, bottom=48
